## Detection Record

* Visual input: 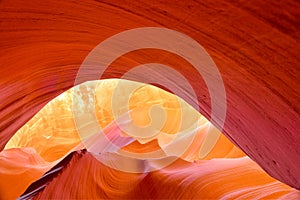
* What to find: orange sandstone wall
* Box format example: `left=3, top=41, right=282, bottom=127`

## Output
left=0, top=0, right=299, bottom=190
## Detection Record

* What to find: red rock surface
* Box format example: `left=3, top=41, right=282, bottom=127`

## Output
left=0, top=0, right=299, bottom=195
left=26, top=150, right=300, bottom=199
left=0, top=78, right=299, bottom=199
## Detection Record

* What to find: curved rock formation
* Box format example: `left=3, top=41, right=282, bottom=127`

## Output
left=1, top=79, right=299, bottom=199
left=20, top=150, right=300, bottom=199
left=0, top=0, right=299, bottom=198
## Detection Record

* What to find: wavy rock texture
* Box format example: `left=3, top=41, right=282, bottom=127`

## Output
left=0, top=0, right=299, bottom=198
left=0, top=148, right=52, bottom=200
left=1, top=79, right=244, bottom=198
left=1, top=79, right=299, bottom=199
left=21, top=151, right=300, bottom=199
